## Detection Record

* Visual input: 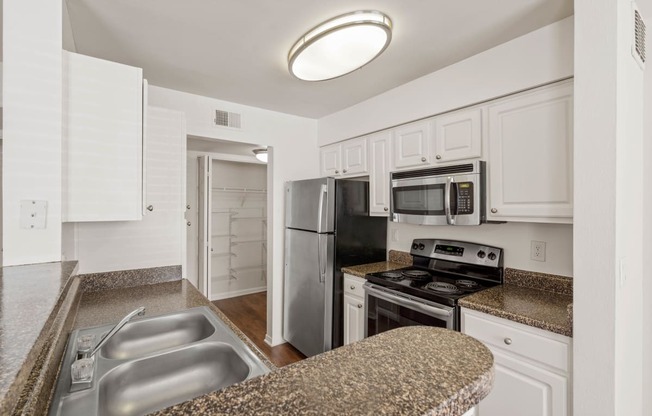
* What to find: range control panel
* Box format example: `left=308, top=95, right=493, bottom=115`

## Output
left=410, top=238, right=503, bottom=267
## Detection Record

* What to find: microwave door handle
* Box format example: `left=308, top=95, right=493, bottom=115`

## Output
left=445, top=177, right=455, bottom=225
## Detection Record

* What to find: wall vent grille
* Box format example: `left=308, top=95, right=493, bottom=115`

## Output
left=633, top=5, right=646, bottom=68
left=214, top=110, right=242, bottom=129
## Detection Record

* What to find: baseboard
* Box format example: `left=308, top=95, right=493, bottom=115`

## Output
left=210, top=286, right=266, bottom=301
left=264, top=334, right=273, bottom=347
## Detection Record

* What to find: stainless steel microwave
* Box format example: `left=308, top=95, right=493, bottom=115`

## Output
left=390, top=161, right=486, bottom=226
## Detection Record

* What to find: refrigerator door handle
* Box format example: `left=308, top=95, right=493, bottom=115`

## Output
left=317, top=184, right=328, bottom=233
left=318, top=234, right=326, bottom=283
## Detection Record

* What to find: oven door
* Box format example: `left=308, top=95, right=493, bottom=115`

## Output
left=364, top=283, right=456, bottom=338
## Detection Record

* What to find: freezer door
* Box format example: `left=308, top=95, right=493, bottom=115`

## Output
left=285, top=178, right=335, bottom=233
left=283, top=228, right=335, bottom=357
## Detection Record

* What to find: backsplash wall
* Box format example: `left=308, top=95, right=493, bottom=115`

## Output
left=387, top=222, right=573, bottom=277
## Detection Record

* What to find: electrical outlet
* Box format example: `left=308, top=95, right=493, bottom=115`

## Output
left=531, top=241, right=546, bottom=262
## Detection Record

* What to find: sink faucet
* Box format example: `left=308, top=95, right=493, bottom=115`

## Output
left=71, top=306, right=145, bottom=387
left=89, top=306, right=146, bottom=357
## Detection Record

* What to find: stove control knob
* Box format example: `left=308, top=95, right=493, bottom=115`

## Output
left=412, top=243, right=419, bottom=250
left=418, top=243, right=425, bottom=250
left=488, top=252, right=497, bottom=261
left=477, top=250, right=486, bottom=259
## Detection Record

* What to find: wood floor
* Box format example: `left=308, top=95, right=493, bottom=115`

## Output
left=213, top=292, right=306, bottom=367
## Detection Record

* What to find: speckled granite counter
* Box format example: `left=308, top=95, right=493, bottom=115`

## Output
left=342, top=261, right=407, bottom=278
left=0, top=261, right=78, bottom=415
left=459, top=268, right=573, bottom=337
left=153, top=326, right=493, bottom=416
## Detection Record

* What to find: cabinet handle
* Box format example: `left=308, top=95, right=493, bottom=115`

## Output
left=335, top=170, right=339, bottom=174
left=357, top=304, right=363, bottom=309
left=421, top=157, right=427, bottom=162
left=491, top=208, right=498, bottom=214
left=504, top=338, right=512, bottom=345
left=350, top=285, right=356, bottom=290
left=343, top=169, right=347, bottom=173
left=384, top=207, right=389, bottom=212
left=147, top=205, right=154, bottom=212
left=436, top=154, right=442, bottom=160
left=187, top=221, right=191, bottom=226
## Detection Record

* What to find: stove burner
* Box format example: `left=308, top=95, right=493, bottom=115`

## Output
left=424, top=282, right=461, bottom=294
left=379, top=271, right=404, bottom=281
left=455, top=279, right=479, bottom=289
left=401, top=270, right=430, bottom=279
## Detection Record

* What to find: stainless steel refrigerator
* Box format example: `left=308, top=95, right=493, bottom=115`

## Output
left=283, top=178, right=387, bottom=357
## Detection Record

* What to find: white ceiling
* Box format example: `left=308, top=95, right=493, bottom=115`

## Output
left=64, top=0, right=573, bottom=119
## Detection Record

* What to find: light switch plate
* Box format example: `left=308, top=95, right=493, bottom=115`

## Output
left=20, top=200, right=47, bottom=229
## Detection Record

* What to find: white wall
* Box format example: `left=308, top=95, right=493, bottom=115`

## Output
left=574, top=0, right=645, bottom=414
left=389, top=223, right=572, bottom=276
left=67, top=107, right=186, bottom=274
left=3, top=0, right=63, bottom=266
left=642, top=0, right=652, bottom=410
left=148, top=86, right=319, bottom=346
left=318, top=17, right=574, bottom=145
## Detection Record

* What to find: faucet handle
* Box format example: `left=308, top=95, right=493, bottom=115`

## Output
left=76, top=334, right=96, bottom=356
left=71, top=357, right=95, bottom=384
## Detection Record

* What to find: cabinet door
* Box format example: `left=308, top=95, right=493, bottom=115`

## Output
left=369, top=132, right=391, bottom=216
left=341, top=136, right=368, bottom=176
left=432, top=107, right=482, bottom=162
left=343, top=293, right=365, bottom=345
left=63, top=51, right=144, bottom=222
left=320, top=144, right=341, bottom=177
left=487, top=81, right=573, bottom=223
left=391, top=120, right=431, bottom=170
left=477, top=348, right=569, bottom=416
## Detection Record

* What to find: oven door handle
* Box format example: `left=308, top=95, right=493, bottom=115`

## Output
left=364, top=284, right=453, bottom=319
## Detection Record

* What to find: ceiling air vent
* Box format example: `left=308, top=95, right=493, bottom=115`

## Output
left=213, top=110, right=242, bottom=129
left=632, top=3, right=646, bottom=69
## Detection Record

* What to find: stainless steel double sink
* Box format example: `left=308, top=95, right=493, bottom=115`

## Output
left=49, top=307, right=270, bottom=416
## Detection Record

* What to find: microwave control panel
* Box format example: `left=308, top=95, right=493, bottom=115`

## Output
left=456, top=182, right=474, bottom=214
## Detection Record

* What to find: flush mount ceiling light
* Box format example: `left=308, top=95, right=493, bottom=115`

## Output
left=288, top=10, right=393, bottom=81
left=253, top=148, right=268, bottom=163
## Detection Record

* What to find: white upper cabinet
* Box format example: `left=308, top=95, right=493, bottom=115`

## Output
left=391, top=120, right=431, bottom=170
left=431, top=107, right=483, bottom=163
left=320, top=143, right=341, bottom=176
left=319, top=137, right=368, bottom=177
left=63, top=51, right=144, bottom=222
left=368, top=131, right=391, bottom=216
left=487, top=81, right=573, bottom=223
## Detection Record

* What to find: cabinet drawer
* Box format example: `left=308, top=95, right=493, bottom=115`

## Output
left=462, top=309, right=570, bottom=372
left=344, top=274, right=366, bottom=298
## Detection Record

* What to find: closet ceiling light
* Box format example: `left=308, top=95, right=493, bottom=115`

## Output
left=288, top=10, right=393, bottom=81
left=253, top=148, right=268, bottom=163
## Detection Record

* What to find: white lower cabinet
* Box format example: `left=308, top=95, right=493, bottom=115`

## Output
left=461, top=308, right=572, bottom=416
left=343, top=274, right=366, bottom=345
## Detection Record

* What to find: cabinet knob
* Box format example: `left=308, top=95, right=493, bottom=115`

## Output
left=357, top=304, right=363, bottom=309
left=421, top=157, right=427, bottom=162
left=147, top=205, right=154, bottom=212
left=436, top=154, right=442, bottom=160
left=343, top=169, right=347, bottom=173
left=186, top=204, right=191, bottom=210
left=335, top=170, right=339, bottom=174
left=350, top=285, right=356, bottom=290
left=504, top=338, right=512, bottom=345
left=384, top=207, right=389, bottom=212
left=187, top=221, right=192, bottom=226
left=491, top=208, right=498, bottom=214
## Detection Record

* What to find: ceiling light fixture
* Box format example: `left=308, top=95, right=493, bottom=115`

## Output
left=253, top=148, right=268, bottom=163
left=288, top=10, right=393, bottom=81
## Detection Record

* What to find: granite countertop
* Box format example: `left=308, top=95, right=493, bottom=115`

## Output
left=341, top=261, right=407, bottom=278
left=459, top=269, right=573, bottom=337
left=0, top=261, right=78, bottom=414
left=154, top=327, right=494, bottom=416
